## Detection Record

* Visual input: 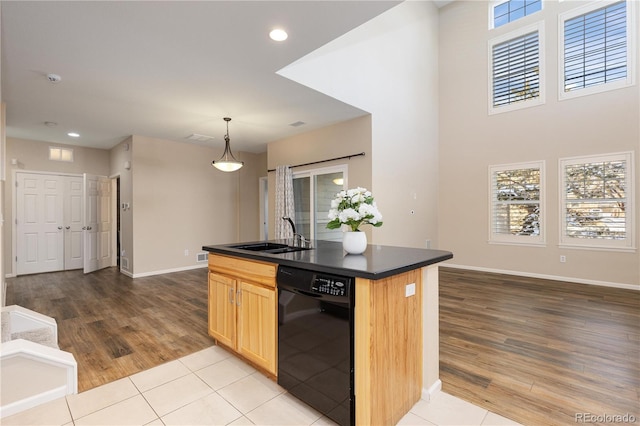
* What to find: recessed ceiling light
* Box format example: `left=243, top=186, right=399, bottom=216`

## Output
left=67, top=132, right=80, bottom=138
left=269, top=28, right=288, bottom=41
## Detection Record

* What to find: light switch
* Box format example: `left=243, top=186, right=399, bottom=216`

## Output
left=405, top=283, right=416, bottom=297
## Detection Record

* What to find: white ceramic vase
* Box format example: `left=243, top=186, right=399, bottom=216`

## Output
left=343, top=231, right=367, bottom=255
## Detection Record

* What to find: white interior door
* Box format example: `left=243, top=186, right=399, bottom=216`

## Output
left=64, top=176, right=84, bottom=270
left=83, top=175, right=99, bottom=273
left=97, top=177, right=112, bottom=269
left=16, top=173, right=64, bottom=275
left=83, top=174, right=112, bottom=273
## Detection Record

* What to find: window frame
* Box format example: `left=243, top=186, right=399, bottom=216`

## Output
left=488, top=160, right=546, bottom=246
left=558, top=151, right=635, bottom=251
left=558, top=0, right=636, bottom=101
left=490, top=0, right=544, bottom=30
left=488, top=21, right=546, bottom=115
left=292, top=164, right=348, bottom=242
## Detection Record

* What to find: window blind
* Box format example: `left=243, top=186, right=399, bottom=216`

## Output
left=563, top=159, right=627, bottom=241
left=564, top=1, right=627, bottom=92
left=490, top=165, right=542, bottom=241
left=492, top=31, right=540, bottom=108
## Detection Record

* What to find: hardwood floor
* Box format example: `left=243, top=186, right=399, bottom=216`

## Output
left=5, top=267, right=213, bottom=392
left=439, top=267, right=640, bottom=426
left=5, top=266, right=639, bottom=425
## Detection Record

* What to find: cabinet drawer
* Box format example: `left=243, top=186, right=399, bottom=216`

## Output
left=208, top=254, right=277, bottom=288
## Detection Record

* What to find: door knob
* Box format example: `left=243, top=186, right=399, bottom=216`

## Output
left=65, top=226, right=70, bottom=230
left=57, top=226, right=63, bottom=230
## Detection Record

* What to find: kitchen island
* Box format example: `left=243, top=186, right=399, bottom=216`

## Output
left=203, top=239, right=453, bottom=425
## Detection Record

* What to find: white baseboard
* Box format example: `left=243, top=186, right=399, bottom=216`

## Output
left=131, top=263, right=207, bottom=278
left=0, top=384, right=69, bottom=419
left=6, top=264, right=206, bottom=280
left=443, top=263, right=639, bottom=291
left=421, top=379, right=442, bottom=402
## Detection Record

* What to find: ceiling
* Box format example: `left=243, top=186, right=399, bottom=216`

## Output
left=1, top=1, right=449, bottom=153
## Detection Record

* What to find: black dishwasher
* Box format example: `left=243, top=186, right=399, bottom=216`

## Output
left=276, top=265, right=354, bottom=426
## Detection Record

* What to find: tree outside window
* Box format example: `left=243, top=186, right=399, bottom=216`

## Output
left=489, top=162, right=545, bottom=245
left=560, top=152, right=634, bottom=250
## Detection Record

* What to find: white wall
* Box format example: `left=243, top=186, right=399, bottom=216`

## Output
left=109, top=138, right=134, bottom=273
left=267, top=115, right=373, bottom=239
left=277, top=1, right=440, bottom=249
left=1, top=102, right=6, bottom=305
left=3, top=135, right=264, bottom=278
left=127, top=135, right=263, bottom=276
left=438, top=1, right=639, bottom=287
left=239, top=152, right=267, bottom=243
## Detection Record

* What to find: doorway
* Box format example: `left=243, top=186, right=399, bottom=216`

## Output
left=292, top=165, right=346, bottom=242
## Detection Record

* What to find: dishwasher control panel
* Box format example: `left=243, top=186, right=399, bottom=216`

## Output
left=312, top=275, right=351, bottom=297
left=276, top=266, right=353, bottom=300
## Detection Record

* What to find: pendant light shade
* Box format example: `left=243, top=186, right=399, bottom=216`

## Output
left=212, top=117, right=244, bottom=172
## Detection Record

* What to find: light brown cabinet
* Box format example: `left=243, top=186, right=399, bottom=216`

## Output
left=207, top=272, right=236, bottom=349
left=207, top=254, right=277, bottom=375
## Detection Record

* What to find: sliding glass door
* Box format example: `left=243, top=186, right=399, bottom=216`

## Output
left=293, top=166, right=346, bottom=241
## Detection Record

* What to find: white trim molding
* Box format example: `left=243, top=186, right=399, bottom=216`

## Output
left=558, top=0, right=636, bottom=101
left=422, top=379, right=443, bottom=402
left=130, top=263, right=207, bottom=279
left=443, top=263, right=639, bottom=291
left=488, top=21, right=546, bottom=115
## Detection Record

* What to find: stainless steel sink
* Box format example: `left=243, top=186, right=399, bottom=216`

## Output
left=229, top=242, right=312, bottom=254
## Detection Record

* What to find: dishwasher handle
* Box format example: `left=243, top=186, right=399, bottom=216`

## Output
left=294, top=288, right=322, bottom=298
left=279, top=286, right=351, bottom=306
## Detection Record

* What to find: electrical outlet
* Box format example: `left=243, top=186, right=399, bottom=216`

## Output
left=405, top=283, right=416, bottom=297
left=560, top=255, right=566, bottom=263
left=425, top=239, right=431, bottom=249
left=184, top=249, right=189, bottom=256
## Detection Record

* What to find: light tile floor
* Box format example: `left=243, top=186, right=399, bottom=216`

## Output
left=2, top=346, right=522, bottom=426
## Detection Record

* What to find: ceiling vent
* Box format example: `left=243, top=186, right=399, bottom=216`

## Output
left=186, top=133, right=215, bottom=142
left=289, top=121, right=306, bottom=127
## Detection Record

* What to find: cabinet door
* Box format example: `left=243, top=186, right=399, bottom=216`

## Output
left=208, top=272, right=236, bottom=348
left=236, top=281, right=277, bottom=374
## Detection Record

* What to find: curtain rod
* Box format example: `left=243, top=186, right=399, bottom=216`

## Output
left=268, top=152, right=365, bottom=172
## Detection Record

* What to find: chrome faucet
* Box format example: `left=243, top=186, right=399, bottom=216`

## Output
left=282, top=217, right=311, bottom=248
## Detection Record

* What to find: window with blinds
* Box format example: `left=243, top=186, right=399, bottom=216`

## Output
left=560, top=152, right=634, bottom=250
left=489, top=162, right=545, bottom=245
left=492, top=0, right=542, bottom=29
left=489, top=22, right=544, bottom=114
left=560, top=1, right=634, bottom=100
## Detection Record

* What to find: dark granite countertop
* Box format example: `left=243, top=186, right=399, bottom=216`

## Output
left=202, top=239, right=453, bottom=280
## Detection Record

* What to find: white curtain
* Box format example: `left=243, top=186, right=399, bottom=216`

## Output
left=275, top=165, right=295, bottom=239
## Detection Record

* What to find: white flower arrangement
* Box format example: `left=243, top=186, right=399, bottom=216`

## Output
left=327, top=187, right=383, bottom=232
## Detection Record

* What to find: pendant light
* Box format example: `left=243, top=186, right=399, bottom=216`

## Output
left=212, top=117, right=244, bottom=172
